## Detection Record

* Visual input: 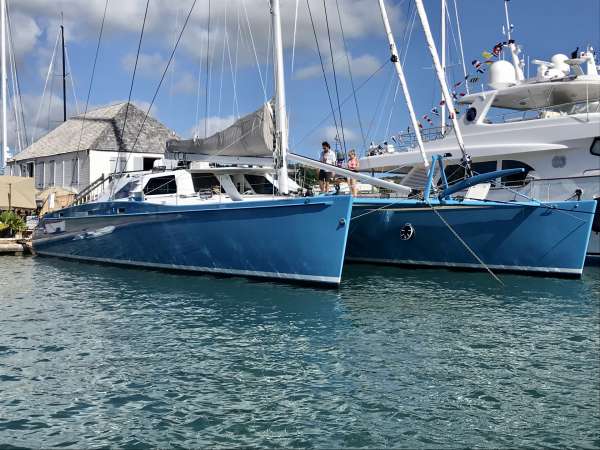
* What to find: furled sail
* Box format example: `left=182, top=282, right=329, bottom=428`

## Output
left=166, top=101, right=275, bottom=157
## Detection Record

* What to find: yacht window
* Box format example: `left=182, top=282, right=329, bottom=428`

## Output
left=114, top=181, right=138, bottom=199
left=443, top=161, right=497, bottom=185
left=501, top=160, right=535, bottom=186
left=591, top=137, right=600, bottom=156
left=245, top=175, right=274, bottom=195
left=143, top=176, right=177, bottom=195
left=191, top=173, right=221, bottom=193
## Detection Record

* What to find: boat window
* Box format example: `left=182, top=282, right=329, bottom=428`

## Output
left=443, top=161, right=498, bottom=185
left=501, top=160, right=535, bottom=186
left=191, top=173, right=221, bottom=193
left=143, top=176, right=177, bottom=196
left=245, top=175, right=275, bottom=195
left=113, top=181, right=138, bottom=199
left=591, top=137, right=600, bottom=156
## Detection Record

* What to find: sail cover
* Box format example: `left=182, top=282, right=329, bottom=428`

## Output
left=166, top=102, right=275, bottom=157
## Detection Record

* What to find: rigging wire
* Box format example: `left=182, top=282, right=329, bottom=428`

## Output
left=241, top=0, right=267, bottom=102
left=223, top=8, right=240, bottom=120
left=428, top=204, right=503, bottom=284
left=365, top=69, right=394, bottom=143
left=263, top=9, right=272, bottom=96
left=6, top=15, right=22, bottom=152
left=127, top=0, right=198, bottom=157
left=5, top=4, right=28, bottom=148
left=322, top=0, right=346, bottom=157
left=72, top=0, right=108, bottom=187
left=384, top=81, right=400, bottom=139
left=452, top=0, right=469, bottom=94
left=118, top=0, right=150, bottom=164
left=34, top=29, right=59, bottom=141
left=167, top=7, right=181, bottom=117
left=293, top=59, right=388, bottom=149
left=233, top=7, right=241, bottom=118
left=193, top=10, right=205, bottom=138
left=64, top=46, right=81, bottom=115
left=334, top=0, right=366, bottom=153
left=204, top=0, right=211, bottom=137
left=291, top=0, right=300, bottom=73
left=306, top=0, right=340, bottom=149
left=217, top=0, right=229, bottom=118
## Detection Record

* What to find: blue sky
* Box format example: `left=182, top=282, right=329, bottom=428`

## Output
left=6, top=0, right=600, bottom=159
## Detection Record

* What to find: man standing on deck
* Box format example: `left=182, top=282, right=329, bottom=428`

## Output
left=319, top=141, right=336, bottom=194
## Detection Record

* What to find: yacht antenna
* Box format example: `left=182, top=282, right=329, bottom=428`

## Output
left=503, top=0, right=524, bottom=80
left=271, top=0, right=289, bottom=194
left=1, top=0, right=7, bottom=171
left=378, top=0, right=429, bottom=168
left=414, top=0, right=470, bottom=171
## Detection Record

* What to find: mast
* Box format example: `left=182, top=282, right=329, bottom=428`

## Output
left=61, top=24, right=67, bottom=122
left=503, top=0, right=524, bottom=81
left=414, top=0, right=469, bottom=166
left=378, top=0, right=429, bottom=168
left=270, top=0, right=289, bottom=194
left=440, top=0, right=446, bottom=133
left=1, top=0, right=7, bottom=171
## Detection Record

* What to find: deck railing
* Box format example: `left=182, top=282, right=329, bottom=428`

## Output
left=366, top=125, right=452, bottom=156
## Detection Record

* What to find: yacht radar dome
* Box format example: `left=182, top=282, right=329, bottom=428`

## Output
left=488, top=60, right=517, bottom=88
left=551, top=53, right=570, bottom=76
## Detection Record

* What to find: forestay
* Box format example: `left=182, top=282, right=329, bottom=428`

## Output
left=166, top=101, right=275, bottom=157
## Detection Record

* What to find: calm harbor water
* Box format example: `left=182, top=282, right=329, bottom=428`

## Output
left=0, top=255, right=599, bottom=448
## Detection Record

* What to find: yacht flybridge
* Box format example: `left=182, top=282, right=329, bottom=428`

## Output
left=360, top=44, right=600, bottom=259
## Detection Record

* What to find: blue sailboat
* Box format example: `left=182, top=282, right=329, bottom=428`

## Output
left=34, top=176, right=352, bottom=285
left=347, top=155, right=596, bottom=277
left=33, top=0, right=354, bottom=286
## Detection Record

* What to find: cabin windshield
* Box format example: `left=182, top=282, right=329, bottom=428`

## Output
left=143, top=176, right=178, bottom=196
left=113, top=181, right=139, bottom=199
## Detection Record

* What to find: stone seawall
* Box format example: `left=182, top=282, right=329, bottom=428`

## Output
left=0, top=238, right=33, bottom=255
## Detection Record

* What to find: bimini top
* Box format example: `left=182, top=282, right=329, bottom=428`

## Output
left=459, top=78, right=600, bottom=110
left=166, top=101, right=275, bottom=158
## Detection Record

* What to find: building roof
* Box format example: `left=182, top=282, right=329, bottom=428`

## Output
left=9, top=102, right=178, bottom=162
left=0, top=176, right=36, bottom=210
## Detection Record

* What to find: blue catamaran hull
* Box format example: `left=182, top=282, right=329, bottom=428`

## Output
left=33, top=196, right=353, bottom=285
left=347, top=198, right=596, bottom=277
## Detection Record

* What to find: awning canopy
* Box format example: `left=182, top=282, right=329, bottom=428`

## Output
left=0, top=176, right=36, bottom=210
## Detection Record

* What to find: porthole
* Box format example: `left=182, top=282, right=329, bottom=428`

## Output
left=465, top=107, right=477, bottom=122
left=400, top=223, right=415, bottom=241
left=552, top=155, right=566, bottom=168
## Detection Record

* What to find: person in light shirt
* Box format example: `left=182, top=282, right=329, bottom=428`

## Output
left=318, top=141, right=336, bottom=193
left=347, top=149, right=359, bottom=196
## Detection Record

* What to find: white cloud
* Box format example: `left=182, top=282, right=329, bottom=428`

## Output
left=10, top=0, right=405, bottom=66
left=322, top=125, right=359, bottom=144
left=294, top=52, right=381, bottom=80
left=5, top=92, right=64, bottom=158
left=171, top=71, right=197, bottom=95
left=121, top=52, right=167, bottom=78
left=7, top=12, right=41, bottom=62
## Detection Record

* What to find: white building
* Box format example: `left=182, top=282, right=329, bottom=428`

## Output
left=6, top=102, right=178, bottom=193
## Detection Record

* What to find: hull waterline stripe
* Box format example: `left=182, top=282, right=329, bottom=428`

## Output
left=35, top=251, right=342, bottom=284
left=345, top=257, right=583, bottom=275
